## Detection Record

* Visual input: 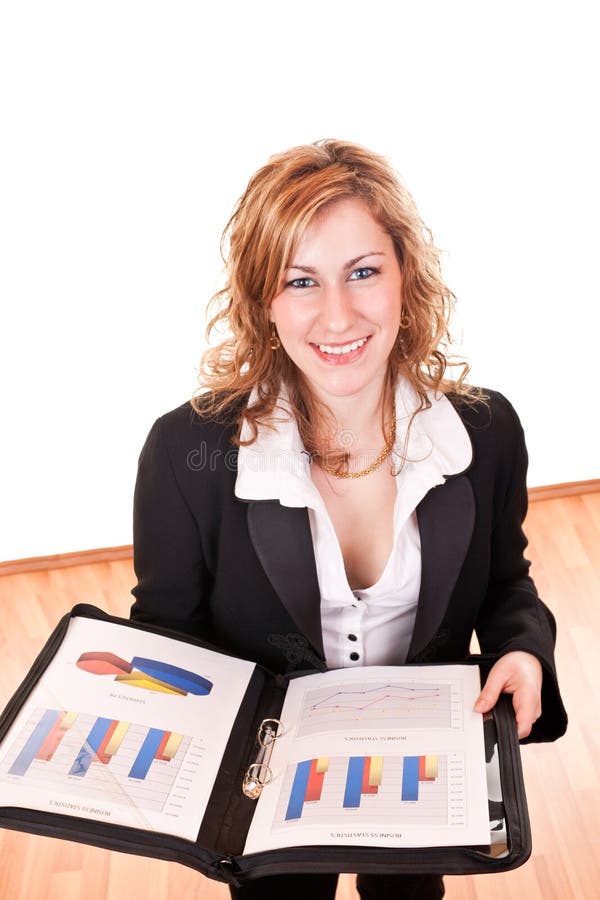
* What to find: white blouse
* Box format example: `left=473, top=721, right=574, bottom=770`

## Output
left=235, top=379, right=472, bottom=670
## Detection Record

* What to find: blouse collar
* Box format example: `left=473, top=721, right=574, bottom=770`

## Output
left=234, top=378, right=473, bottom=510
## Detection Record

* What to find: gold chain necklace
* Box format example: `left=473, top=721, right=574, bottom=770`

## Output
left=318, top=411, right=397, bottom=479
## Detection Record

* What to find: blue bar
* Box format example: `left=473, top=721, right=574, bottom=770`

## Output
left=401, top=756, right=420, bottom=801
left=69, top=717, right=113, bottom=777
left=9, top=710, right=61, bottom=776
left=128, top=728, right=165, bottom=780
left=131, top=657, right=212, bottom=695
left=285, top=759, right=312, bottom=820
left=343, top=757, right=365, bottom=809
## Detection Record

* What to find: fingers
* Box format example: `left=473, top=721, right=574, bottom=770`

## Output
left=473, top=651, right=543, bottom=739
left=473, top=663, right=507, bottom=714
left=512, top=686, right=542, bottom=739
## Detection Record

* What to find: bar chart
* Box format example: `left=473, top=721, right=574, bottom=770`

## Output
left=277, top=753, right=465, bottom=828
left=1, top=708, right=196, bottom=813
left=296, top=679, right=461, bottom=737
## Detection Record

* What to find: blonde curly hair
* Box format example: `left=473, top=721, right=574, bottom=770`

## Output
left=194, top=139, right=475, bottom=456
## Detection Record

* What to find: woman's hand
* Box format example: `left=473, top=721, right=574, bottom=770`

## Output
left=474, top=651, right=543, bottom=739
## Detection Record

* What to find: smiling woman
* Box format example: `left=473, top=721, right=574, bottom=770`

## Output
left=269, top=199, right=402, bottom=410
left=196, top=141, right=468, bottom=468
left=130, top=140, right=567, bottom=900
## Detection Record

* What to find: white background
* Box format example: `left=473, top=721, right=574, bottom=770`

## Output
left=1, top=1, right=598, bottom=561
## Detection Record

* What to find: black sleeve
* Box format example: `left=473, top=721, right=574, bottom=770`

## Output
left=475, top=396, right=567, bottom=743
left=129, top=414, right=212, bottom=637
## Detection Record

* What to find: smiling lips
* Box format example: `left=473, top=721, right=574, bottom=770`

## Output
left=310, top=335, right=371, bottom=364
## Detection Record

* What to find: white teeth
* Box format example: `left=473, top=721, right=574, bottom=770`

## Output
left=317, top=337, right=368, bottom=355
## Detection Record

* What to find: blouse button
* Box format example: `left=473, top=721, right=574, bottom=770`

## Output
left=349, top=652, right=360, bottom=661
left=348, top=634, right=357, bottom=641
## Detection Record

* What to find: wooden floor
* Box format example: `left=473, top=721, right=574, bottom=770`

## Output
left=0, top=493, right=599, bottom=899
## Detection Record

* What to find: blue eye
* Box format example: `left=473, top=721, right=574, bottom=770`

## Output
left=349, top=267, right=377, bottom=281
left=286, top=277, right=315, bottom=289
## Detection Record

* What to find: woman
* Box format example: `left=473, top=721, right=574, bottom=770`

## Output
left=130, top=140, right=567, bottom=900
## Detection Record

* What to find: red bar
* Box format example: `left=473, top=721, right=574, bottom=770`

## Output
left=155, top=731, right=172, bottom=761
left=305, top=758, right=325, bottom=802
left=35, top=716, right=69, bottom=761
left=419, top=754, right=435, bottom=782
left=361, top=757, right=378, bottom=795
left=96, top=720, right=119, bottom=763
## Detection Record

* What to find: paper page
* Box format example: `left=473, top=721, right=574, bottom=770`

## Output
left=244, top=664, right=489, bottom=852
left=0, top=617, right=255, bottom=841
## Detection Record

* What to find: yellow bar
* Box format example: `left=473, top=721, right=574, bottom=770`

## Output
left=368, top=756, right=383, bottom=787
left=104, top=720, right=130, bottom=757
left=60, top=711, right=77, bottom=729
left=425, top=755, right=438, bottom=779
left=114, top=672, right=186, bottom=695
left=315, top=757, right=329, bottom=774
left=162, top=732, right=184, bottom=759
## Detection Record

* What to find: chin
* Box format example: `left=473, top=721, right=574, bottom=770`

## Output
left=309, top=372, right=376, bottom=400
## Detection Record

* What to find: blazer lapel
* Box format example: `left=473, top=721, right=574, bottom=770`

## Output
left=246, top=500, right=325, bottom=660
left=247, top=476, right=475, bottom=666
left=407, top=475, right=475, bottom=660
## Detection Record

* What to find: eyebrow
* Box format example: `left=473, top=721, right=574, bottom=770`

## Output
left=285, top=251, right=386, bottom=273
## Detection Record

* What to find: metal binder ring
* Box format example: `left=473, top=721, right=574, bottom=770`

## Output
left=242, top=763, right=272, bottom=799
left=258, top=718, right=283, bottom=746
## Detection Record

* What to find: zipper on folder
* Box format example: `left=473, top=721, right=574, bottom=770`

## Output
left=214, top=856, right=242, bottom=887
left=463, top=695, right=531, bottom=869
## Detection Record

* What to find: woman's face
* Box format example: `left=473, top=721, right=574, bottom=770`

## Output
left=269, top=197, right=402, bottom=406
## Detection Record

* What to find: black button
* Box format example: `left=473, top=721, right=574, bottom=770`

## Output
left=349, top=652, right=360, bottom=661
left=348, top=634, right=357, bottom=641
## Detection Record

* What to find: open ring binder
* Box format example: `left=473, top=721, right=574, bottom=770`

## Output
left=0, top=604, right=533, bottom=883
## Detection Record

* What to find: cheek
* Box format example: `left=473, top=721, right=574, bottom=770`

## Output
left=270, top=298, right=313, bottom=338
left=368, top=291, right=402, bottom=329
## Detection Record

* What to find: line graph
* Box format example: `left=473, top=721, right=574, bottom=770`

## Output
left=296, top=679, right=462, bottom=737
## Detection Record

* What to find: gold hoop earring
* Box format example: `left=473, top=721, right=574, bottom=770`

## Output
left=399, top=315, right=411, bottom=330
left=269, top=323, right=281, bottom=350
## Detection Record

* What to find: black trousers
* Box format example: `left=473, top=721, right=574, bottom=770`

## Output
left=229, top=873, right=444, bottom=899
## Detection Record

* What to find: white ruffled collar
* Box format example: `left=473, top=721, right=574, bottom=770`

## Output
left=234, top=379, right=473, bottom=513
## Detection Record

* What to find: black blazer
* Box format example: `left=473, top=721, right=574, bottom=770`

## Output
left=130, top=389, right=567, bottom=743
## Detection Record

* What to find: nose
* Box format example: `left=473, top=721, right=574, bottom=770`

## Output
left=320, top=283, right=355, bottom=335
